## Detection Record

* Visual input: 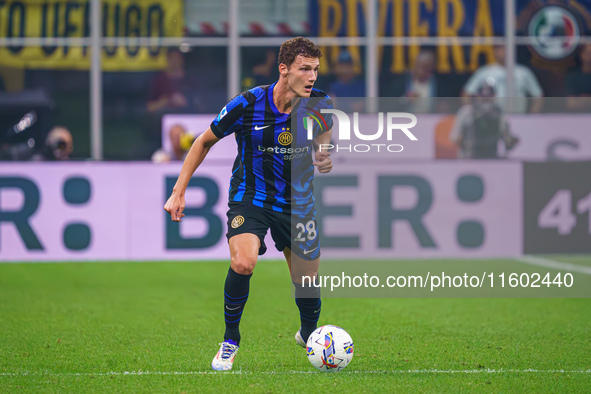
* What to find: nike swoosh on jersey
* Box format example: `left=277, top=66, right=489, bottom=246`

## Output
left=254, top=125, right=271, bottom=130
left=303, top=246, right=318, bottom=255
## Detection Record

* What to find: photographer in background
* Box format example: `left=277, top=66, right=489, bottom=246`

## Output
left=0, top=88, right=56, bottom=160
left=151, top=124, right=193, bottom=163
left=0, top=122, right=73, bottom=161
left=33, top=126, right=74, bottom=161
left=450, top=80, right=519, bottom=159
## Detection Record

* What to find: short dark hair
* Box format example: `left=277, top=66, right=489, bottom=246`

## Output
left=278, top=37, right=322, bottom=68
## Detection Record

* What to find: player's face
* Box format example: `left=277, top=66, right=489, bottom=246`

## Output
left=286, top=55, right=320, bottom=97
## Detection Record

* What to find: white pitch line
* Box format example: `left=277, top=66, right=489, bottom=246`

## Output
left=1, top=369, right=591, bottom=377
left=517, top=255, right=591, bottom=275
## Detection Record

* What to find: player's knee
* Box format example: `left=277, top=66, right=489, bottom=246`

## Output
left=231, top=255, right=257, bottom=275
left=291, top=268, right=318, bottom=284
left=292, top=272, right=319, bottom=288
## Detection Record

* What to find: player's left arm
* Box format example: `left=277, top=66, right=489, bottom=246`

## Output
left=312, top=129, right=333, bottom=173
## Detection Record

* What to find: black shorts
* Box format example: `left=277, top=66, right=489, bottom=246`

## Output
left=226, top=202, right=320, bottom=261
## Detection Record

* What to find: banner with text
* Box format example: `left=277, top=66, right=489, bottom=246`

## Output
left=315, top=162, right=523, bottom=259
left=0, top=0, right=183, bottom=70
left=162, top=113, right=591, bottom=162
left=0, top=161, right=533, bottom=261
left=308, top=0, right=591, bottom=74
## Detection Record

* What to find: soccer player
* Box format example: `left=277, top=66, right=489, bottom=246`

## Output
left=164, top=37, right=333, bottom=371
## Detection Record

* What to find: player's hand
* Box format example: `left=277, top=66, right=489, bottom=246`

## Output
left=313, top=152, right=332, bottom=173
left=164, top=192, right=186, bottom=222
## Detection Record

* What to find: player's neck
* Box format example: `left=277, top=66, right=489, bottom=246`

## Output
left=273, top=79, right=298, bottom=114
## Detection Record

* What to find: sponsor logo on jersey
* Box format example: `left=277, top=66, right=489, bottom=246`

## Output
left=257, top=145, right=310, bottom=156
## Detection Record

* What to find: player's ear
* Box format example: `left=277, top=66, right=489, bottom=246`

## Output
left=279, top=63, right=288, bottom=77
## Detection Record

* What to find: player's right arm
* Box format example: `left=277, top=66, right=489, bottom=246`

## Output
left=164, top=91, right=253, bottom=222
left=164, top=127, right=220, bottom=222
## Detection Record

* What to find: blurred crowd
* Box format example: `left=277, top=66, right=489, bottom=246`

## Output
left=1, top=42, right=591, bottom=161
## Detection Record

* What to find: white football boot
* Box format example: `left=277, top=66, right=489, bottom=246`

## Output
left=211, top=340, right=239, bottom=371
left=295, top=329, right=306, bottom=348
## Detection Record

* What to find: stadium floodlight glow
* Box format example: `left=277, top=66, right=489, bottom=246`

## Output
left=13, top=111, right=37, bottom=134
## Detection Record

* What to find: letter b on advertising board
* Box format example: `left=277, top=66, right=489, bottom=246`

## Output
left=165, top=177, right=222, bottom=249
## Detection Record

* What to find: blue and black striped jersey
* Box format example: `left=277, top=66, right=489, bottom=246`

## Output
left=210, top=82, right=333, bottom=215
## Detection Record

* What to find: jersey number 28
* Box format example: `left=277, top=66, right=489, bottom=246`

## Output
left=295, top=220, right=317, bottom=242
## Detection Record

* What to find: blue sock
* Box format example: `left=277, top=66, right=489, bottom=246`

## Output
left=223, top=267, right=251, bottom=346
left=295, top=297, right=321, bottom=342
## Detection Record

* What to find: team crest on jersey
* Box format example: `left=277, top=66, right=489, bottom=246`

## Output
left=231, top=215, right=245, bottom=228
left=278, top=131, right=292, bottom=146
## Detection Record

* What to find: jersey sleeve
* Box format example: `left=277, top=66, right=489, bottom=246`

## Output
left=210, top=93, right=252, bottom=139
left=319, top=96, right=334, bottom=134
left=308, top=91, right=334, bottom=136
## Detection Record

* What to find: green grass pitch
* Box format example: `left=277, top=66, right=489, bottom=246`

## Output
left=1, top=260, right=590, bottom=392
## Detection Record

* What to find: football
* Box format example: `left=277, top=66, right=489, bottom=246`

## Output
left=306, top=325, right=354, bottom=372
